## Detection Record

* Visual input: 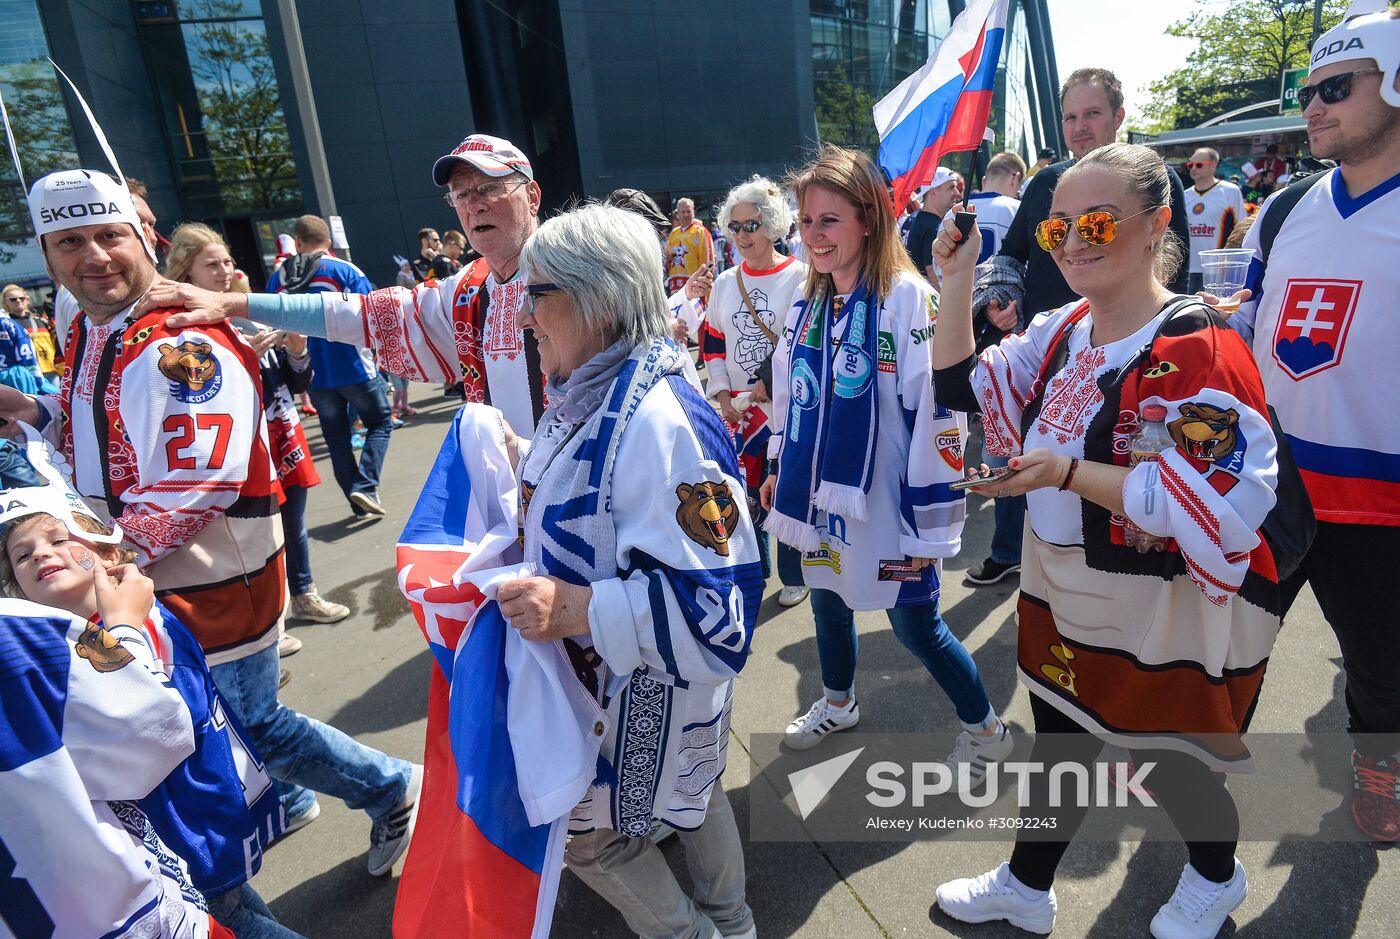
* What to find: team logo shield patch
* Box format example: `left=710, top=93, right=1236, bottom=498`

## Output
left=1271, top=278, right=1361, bottom=381
left=935, top=429, right=963, bottom=471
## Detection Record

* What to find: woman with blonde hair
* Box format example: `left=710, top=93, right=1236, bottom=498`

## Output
left=930, top=143, right=1280, bottom=938
left=759, top=146, right=1011, bottom=774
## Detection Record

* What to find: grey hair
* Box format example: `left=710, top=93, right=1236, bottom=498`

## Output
left=519, top=203, right=671, bottom=346
left=717, top=176, right=793, bottom=241
left=1062, top=142, right=1184, bottom=287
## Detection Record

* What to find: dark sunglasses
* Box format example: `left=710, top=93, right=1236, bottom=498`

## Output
left=523, top=282, right=559, bottom=315
left=1185, top=161, right=1215, bottom=169
left=1035, top=206, right=1161, bottom=251
left=1297, top=68, right=1382, bottom=110
left=727, top=219, right=762, bottom=234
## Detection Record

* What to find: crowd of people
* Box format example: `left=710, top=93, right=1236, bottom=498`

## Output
left=0, top=4, right=1395, bottom=937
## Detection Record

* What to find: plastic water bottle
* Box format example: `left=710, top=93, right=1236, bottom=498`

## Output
left=1123, top=404, right=1173, bottom=553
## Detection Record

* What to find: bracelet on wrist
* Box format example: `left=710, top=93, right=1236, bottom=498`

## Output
left=1058, top=457, right=1079, bottom=491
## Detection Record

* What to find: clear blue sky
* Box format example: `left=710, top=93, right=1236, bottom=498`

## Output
left=1046, top=0, right=1203, bottom=123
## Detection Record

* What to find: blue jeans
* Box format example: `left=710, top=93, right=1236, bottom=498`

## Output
left=207, top=883, right=305, bottom=939
left=209, top=645, right=412, bottom=822
left=279, top=484, right=312, bottom=595
left=310, top=377, right=393, bottom=505
left=810, top=589, right=993, bottom=728
left=984, top=451, right=1026, bottom=566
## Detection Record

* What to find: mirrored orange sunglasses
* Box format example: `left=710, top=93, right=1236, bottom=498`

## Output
left=1035, top=206, right=1162, bottom=252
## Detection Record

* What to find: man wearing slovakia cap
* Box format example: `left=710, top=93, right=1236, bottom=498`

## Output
left=144, top=133, right=550, bottom=439
left=1230, top=0, right=1400, bottom=841
left=0, top=167, right=423, bottom=878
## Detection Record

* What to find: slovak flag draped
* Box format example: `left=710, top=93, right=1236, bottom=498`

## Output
left=392, top=406, right=597, bottom=938
left=874, top=0, right=1009, bottom=210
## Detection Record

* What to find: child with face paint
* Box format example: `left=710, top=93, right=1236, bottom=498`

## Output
left=0, top=469, right=302, bottom=938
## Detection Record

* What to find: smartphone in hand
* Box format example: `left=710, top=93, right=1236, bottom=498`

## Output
left=949, top=465, right=1020, bottom=491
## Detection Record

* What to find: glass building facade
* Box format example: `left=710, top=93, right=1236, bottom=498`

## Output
left=134, top=0, right=303, bottom=276
left=0, top=0, right=81, bottom=284
left=810, top=0, right=1061, bottom=177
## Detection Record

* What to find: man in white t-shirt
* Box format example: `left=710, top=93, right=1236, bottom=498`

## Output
left=1183, top=147, right=1247, bottom=293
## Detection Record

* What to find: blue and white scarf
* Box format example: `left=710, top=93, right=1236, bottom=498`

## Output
left=767, top=279, right=881, bottom=551
left=522, top=336, right=687, bottom=584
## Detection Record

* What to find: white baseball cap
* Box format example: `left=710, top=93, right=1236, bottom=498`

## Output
left=1309, top=1, right=1400, bottom=108
left=432, top=134, right=535, bottom=187
left=930, top=166, right=960, bottom=190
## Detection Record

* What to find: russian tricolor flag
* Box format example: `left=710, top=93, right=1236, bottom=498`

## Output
left=874, top=0, right=1009, bottom=210
left=392, top=408, right=569, bottom=938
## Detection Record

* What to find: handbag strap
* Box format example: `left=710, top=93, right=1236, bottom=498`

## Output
left=734, top=266, right=780, bottom=345
left=1018, top=295, right=1201, bottom=441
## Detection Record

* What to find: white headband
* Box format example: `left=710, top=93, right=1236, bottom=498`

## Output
left=0, top=424, right=123, bottom=545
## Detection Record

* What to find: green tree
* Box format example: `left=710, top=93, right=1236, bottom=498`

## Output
left=1135, top=0, right=1349, bottom=133
left=815, top=64, right=878, bottom=153
left=186, top=0, right=298, bottom=213
left=0, top=60, right=82, bottom=240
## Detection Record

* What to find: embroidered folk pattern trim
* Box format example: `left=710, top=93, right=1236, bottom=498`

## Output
left=484, top=279, right=525, bottom=358
left=614, top=670, right=671, bottom=837
left=1036, top=344, right=1107, bottom=445
left=359, top=289, right=421, bottom=380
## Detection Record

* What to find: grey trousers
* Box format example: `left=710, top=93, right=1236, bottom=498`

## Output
left=564, top=781, right=754, bottom=939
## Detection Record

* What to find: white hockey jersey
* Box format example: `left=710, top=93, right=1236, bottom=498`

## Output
left=1184, top=180, right=1246, bottom=273
left=1233, top=168, right=1400, bottom=526
left=769, top=272, right=968, bottom=610
left=964, top=191, right=1021, bottom=264
left=0, top=598, right=221, bottom=939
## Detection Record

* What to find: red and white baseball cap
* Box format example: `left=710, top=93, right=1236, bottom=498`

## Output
left=432, top=134, right=535, bottom=187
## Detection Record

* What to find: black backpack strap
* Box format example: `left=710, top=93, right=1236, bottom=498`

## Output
left=1257, top=169, right=1330, bottom=266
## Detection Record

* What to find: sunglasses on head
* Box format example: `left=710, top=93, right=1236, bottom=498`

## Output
left=1297, top=68, right=1382, bottom=110
left=727, top=219, right=762, bottom=234
left=1035, top=206, right=1161, bottom=252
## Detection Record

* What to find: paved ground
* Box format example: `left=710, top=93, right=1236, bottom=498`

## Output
left=258, top=384, right=1396, bottom=937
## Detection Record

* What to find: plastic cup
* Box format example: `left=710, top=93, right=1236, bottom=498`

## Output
left=1199, top=248, right=1253, bottom=314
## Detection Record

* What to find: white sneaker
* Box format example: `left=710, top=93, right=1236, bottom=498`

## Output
left=943, top=722, right=1015, bottom=787
left=283, top=800, right=321, bottom=835
left=784, top=697, right=859, bottom=750
left=936, top=862, right=1056, bottom=934
left=1150, top=859, right=1247, bottom=939
left=277, top=633, right=302, bottom=657
left=777, top=585, right=810, bottom=607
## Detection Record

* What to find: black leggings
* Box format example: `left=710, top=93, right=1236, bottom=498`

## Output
left=1008, top=695, right=1239, bottom=892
